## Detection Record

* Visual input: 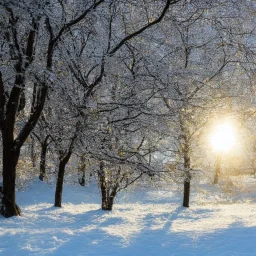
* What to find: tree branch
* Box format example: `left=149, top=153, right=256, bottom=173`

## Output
left=15, top=82, right=47, bottom=148
left=109, top=0, right=180, bottom=55
left=52, top=0, right=104, bottom=46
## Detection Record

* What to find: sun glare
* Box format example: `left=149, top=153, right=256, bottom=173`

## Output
left=210, top=123, right=235, bottom=152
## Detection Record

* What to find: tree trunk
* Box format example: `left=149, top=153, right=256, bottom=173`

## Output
left=1, top=140, right=21, bottom=217
left=0, top=17, right=46, bottom=217
left=54, top=152, right=72, bottom=207
left=183, top=180, right=190, bottom=208
left=39, top=138, right=48, bottom=181
left=30, top=136, right=37, bottom=168
left=214, top=155, right=221, bottom=184
left=183, top=147, right=191, bottom=208
left=106, top=192, right=116, bottom=211
left=101, top=190, right=116, bottom=210
left=98, top=162, right=118, bottom=211
left=78, top=154, right=86, bottom=186
left=98, top=162, right=108, bottom=210
left=78, top=171, right=86, bottom=186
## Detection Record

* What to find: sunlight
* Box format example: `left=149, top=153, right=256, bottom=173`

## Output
left=210, top=123, right=235, bottom=152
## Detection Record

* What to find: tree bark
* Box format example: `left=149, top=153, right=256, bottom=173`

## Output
left=183, top=180, right=190, bottom=208
left=98, top=162, right=118, bottom=211
left=98, top=162, right=108, bottom=210
left=54, top=152, right=72, bottom=207
left=106, top=190, right=117, bottom=211
left=101, top=191, right=116, bottom=211
left=1, top=138, right=21, bottom=217
left=1, top=69, right=24, bottom=217
left=182, top=143, right=191, bottom=208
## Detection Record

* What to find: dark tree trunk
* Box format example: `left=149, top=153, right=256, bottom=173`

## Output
left=0, top=17, right=44, bottom=217
left=183, top=180, right=190, bottom=208
left=54, top=152, right=72, bottom=207
left=1, top=71, right=24, bottom=217
left=54, top=161, right=65, bottom=207
left=182, top=144, right=191, bottom=208
left=214, top=155, right=221, bottom=184
left=101, top=190, right=116, bottom=211
left=39, top=137, right=49, bottom=181
left=107, top=191, right=117, bottom=211
left=78, top=171, right=86, bottom=186
left=1, top=138, right=21, bottom=217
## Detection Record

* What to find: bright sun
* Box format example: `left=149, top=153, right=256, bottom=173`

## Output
left=210, top=123, right=235, bottom=152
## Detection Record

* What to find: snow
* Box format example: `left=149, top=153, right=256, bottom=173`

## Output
left=1, top=177, right=256, bottom=255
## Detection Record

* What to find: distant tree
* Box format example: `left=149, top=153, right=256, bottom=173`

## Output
left=32, top=117, right=53, bottom=181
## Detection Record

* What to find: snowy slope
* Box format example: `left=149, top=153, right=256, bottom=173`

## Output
left=0, top=177, right=256, bottom=256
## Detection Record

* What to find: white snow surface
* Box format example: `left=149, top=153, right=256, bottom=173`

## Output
left=1, top=176, right=256, bottom=255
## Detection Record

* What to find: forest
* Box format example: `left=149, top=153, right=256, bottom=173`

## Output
left=0, top=0, right=256, bottom=254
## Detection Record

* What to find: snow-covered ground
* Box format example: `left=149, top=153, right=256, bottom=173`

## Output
left=1, top=176, right=256, bottom=255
